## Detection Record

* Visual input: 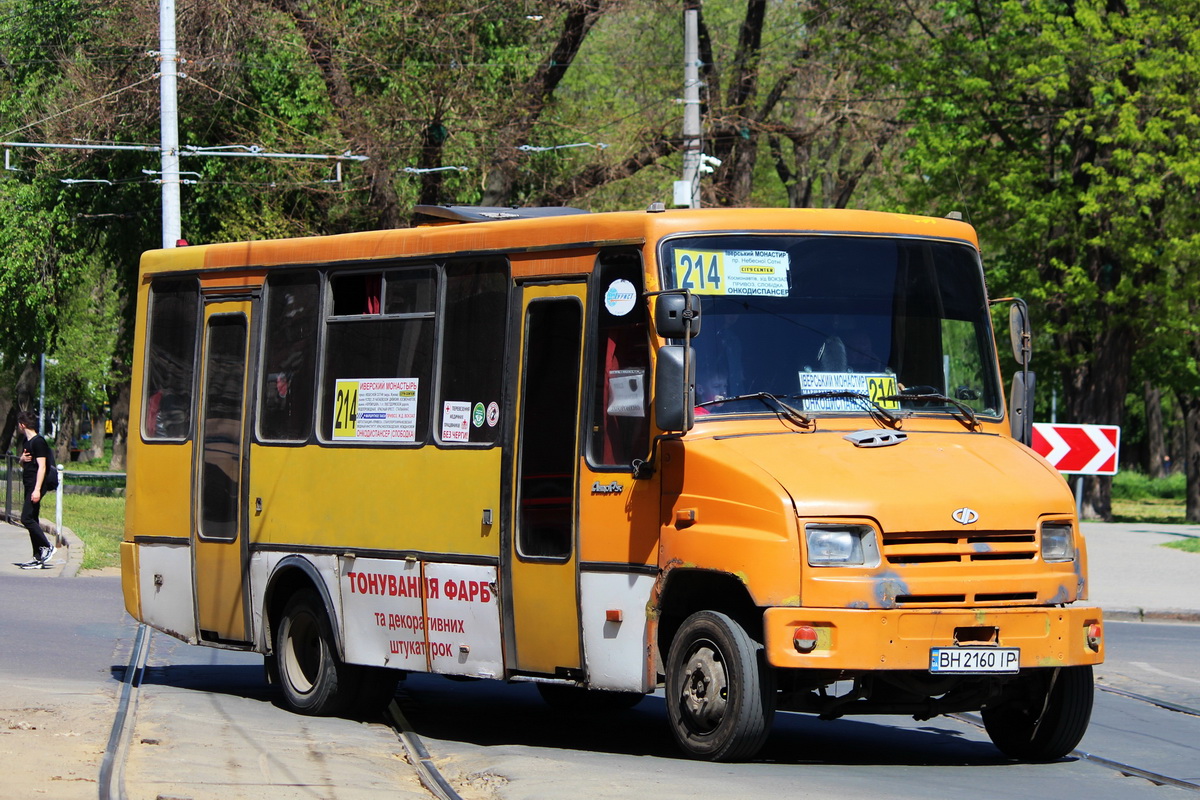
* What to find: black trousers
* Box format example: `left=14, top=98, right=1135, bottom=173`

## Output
left=21, top=485, right=50, bottom=555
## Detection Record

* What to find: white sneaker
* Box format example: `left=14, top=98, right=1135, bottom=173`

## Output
left=37, top=546, right=54, bottom=564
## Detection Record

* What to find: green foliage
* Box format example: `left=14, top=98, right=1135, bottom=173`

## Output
left=46, top=254, right=121, bottom=411
left=1165, top=536, right=1200, bottom=554
left=38, top=490, right=124, bottom=570
left=1112, top=469, right=1186, bottom=501
left=3, top=0, right=1200, bottom=512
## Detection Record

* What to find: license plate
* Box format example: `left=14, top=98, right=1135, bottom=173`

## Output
left=929, top=647, right=1020, bottom=674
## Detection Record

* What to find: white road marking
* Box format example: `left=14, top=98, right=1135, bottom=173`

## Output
left=1133, top=661, right=1200, bottom=685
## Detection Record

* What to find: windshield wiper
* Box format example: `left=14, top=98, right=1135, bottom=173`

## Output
left=788, top=391, right=902, bottom=429
left=696, top=392, right=812, bottom=428
left=882, top=392, right=980, bottom=431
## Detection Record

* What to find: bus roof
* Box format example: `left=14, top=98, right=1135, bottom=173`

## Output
left=138, top=206, right=980, bottom=276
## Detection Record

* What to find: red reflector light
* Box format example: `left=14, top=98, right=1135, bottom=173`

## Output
left=606, top=609, right=623, bottom=623
left=793, top=625, right=818, bottom=653
left=1086, top=623, right=1102, bottom=650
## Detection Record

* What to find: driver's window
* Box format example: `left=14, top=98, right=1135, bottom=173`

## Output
left=587, top=250, right=650, bottom=469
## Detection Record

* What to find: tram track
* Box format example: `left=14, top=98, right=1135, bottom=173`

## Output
left=96, top=628, right=1196, bottom=798
left=385, top=699, right=465, bottom=800
left=100, top=623, right=464, bottom=800
left=1097, top=682, right=1200, bottom=718
left=951, top=679, right=1200, bottom=794
left=99, top=623, right=152, bottom=800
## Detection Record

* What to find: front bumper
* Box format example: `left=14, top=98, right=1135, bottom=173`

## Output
left=763, top=605, right=1104, bottom=671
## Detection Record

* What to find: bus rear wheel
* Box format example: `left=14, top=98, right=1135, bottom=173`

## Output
left=982, top=665, right=1094, bottom=761
left=665, top=611, right=775, bottom=761
left=276, top=589, right=354, bottom=716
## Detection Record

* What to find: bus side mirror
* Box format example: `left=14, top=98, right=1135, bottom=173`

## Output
left=1009, top=299, right=1032, bottom=367
left=1010, top=369, right=1035, bottom=446
left=655, top=345, right=695, bottom=432
left=656, top=293, right=701, bottom=339
left=1007, top=298, right=1033, bottom=445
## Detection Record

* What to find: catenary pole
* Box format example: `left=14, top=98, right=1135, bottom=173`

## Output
left=680, top=1, right=701, bottom=208
left=159, top=0, right=181, bottom=248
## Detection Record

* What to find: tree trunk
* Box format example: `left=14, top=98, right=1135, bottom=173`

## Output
left=1145, top=381, right=1166, bottom=478
left=417, top=120, right=448, bottom=207
left=89, top=411, right=106, bottom=461
left=108, top=380, right=130, bottom=472
left=480, top=0, right=604, bottom=207
left=702, top=0, right=768, bottom=207
left=1180, top=392, right=1200, bottom=523
left=55, top=399, right=79, bottom=465
left=1060, top=327, right=1133, bottom=520
left=267, top=0, right=403, bottom=229
left=1170, top=396, right=1185, bottom=475
left=3, top=362, right=40, bottom=451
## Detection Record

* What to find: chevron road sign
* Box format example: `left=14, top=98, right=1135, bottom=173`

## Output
left=1030, top=423, right=1121, bottom=475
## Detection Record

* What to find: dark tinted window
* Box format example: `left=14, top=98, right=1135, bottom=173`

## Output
left=438, top=260, right=508, bottom=445
left=322, top=268, right=436, bottom=443
left=144, top=279, right=199, bottom=440
left=588, top=251, right=649, bottom=468
left=517, top=298, right=582, bottom=559
left=199, top=314, right=246, bottom=541
left=259, top=273, right=319, bottom=441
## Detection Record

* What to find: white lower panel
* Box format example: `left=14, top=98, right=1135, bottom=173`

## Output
left=579, top=571, right=655, bottom=692
left=137, top=543, right=196, bottom=643
left=424, top=563, right=503, bottom=678
left=248, top=552, right=340, bottom=653
left=339, top=558, right=502, bottom=678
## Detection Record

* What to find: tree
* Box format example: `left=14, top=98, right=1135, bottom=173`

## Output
left=891, top=0, right=1200, bottom=519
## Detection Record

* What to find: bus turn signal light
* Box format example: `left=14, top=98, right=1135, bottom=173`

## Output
left=793, top=626, right=819, bottom=653
left=1086, top=623, right=1102, bottom=651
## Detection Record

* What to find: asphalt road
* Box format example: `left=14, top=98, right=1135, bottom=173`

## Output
left=396, top=622, right=1200, bottom=799
left=2, top=576, right=1197, bottom=799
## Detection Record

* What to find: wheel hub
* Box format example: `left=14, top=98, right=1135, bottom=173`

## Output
left=680, top=643, right=728, bottom=730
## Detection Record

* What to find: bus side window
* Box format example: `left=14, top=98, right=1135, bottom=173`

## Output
left=259, top=272, right=319, bottom=442
left=439, top=259, right=508, bottom=445
left=588, top=251, right=649, bottom=469
left=143, top=279, right=199, bottom=440
left=321, top=268, right=437, bottom=443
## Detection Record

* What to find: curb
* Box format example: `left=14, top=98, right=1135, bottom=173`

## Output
left=1102, top=607, right=1200, bottom=624
left=37, top=518, right=84, bottom=578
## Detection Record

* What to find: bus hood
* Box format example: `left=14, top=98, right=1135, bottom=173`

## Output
left=715, top=428, right=1072, bottom=532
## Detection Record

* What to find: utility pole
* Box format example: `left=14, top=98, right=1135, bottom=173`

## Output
left=676, top=0, right=702, bottom=208
left=159, top=0, right=181, bottom=248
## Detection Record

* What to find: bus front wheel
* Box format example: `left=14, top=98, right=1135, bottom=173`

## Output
left=982, top=665, right=1094, bottom=761
left=276, top=589, right=354, bottom=716
left=665, top=611, right=776, bottom=761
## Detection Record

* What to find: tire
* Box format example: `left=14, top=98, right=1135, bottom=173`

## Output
left=665, top=611, right=776, bottom=761
left=982, top=665, right=1094, bottom=761
left=536, top=683, right=644, bottom=713
left=275, top=589, right=355, bottom=716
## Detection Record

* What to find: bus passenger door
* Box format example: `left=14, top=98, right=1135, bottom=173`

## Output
left=193, top=299, right=253, bottom=644
left=508, top=284, right=585, bottom=676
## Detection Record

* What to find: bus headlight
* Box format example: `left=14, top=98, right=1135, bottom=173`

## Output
left=805, top=524, right=880, bottom=567
left=1040, top=522, right=1076, bottom=562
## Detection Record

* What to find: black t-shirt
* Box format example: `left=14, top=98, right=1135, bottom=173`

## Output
left=21, top=434, right=52, bottom=488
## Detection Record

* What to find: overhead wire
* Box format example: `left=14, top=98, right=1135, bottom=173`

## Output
left=0, top=74, right=159, bottom=140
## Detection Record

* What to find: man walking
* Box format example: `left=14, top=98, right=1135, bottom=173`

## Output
left=15, top=411, right=55, bottom=569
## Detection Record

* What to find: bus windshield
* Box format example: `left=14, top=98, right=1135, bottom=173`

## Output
left=662, top=234, right=1003, bottom=421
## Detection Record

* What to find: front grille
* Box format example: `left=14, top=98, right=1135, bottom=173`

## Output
left=883, top=530, right=1037, bottom=565
left=893, top=590, right=1038, bottom=606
